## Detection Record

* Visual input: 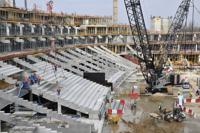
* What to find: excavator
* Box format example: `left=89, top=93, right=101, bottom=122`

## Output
left=124, top=0, right=192, bottom=93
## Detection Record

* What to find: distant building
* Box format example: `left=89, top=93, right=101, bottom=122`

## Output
left=0, top=0, right=11, bottom=7
left=150, top=16, right=172, bottom=33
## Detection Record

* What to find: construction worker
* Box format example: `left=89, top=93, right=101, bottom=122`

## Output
left=56, top=82, right=61, bottom=96
left=177, top=92, right=184, bottom=110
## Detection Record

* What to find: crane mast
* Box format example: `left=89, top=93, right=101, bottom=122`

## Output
left=124, top=0, right=192, bottom=91
left=124, top=0, right=155, bottom=86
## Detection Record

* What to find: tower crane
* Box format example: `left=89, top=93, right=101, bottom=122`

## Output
left=124, top=0, right=192, bottom=92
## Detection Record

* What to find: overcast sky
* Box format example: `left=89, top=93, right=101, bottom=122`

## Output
left=15, top=0, right=200, bottom=28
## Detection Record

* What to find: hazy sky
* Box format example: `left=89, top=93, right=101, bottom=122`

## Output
left=15, top=0, right=200, bottom=28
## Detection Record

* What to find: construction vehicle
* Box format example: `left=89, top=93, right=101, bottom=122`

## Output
left=107, top=114, right=120, bottom=124
left=124, top=0, right=192, bottom=93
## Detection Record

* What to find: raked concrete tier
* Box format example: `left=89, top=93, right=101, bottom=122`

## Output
left=12, top=58, right=111, bottom=118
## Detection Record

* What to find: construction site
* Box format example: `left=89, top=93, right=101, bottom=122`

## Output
left=0, top=0, right=200, bottom=133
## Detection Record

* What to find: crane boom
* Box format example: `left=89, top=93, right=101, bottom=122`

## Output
left=159, top=0, right=192, bottom=67
left=124, top=0, right=192, bottom=91
left=124, top=0, right=155, bottom=85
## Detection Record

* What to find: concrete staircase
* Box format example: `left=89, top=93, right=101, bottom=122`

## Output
left=39, top=54, right=83, bottom=76
left=27, top=55, right=42, bottom=63
left=0, top=91, right=94, bottom=133
left=13, top=58, right=38, bottom=71
left=0, top=111, right=60, bottom=133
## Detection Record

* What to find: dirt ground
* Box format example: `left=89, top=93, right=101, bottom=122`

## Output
left=103, top=71, right=200, bottom=133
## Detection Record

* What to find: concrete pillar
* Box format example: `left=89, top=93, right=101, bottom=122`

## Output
left=74, top=27, right=79, bottom=35
left=41, top=25, right=45, bottom=35
left=51, top=26, right=54, bottom=33
left=177, top=44, right=180, bottom=52
left=193, top=34, right=197, bottom=41
left=196, top=44, right=198, bottom=52
left=18, top=24, right=24, bottom=36
left=0, top=120, right=1, bottom=132
left=59, top=26, right=64, bottom=35
left=67, top=27, right=71, bottom=35
left=95, top=37, right=98, bottom=44
left=106, top=27, right=108, bottom=34
left=105, top=36, right=109, bottom=43
left=58, top=102, right=62, bottom=114
left=158, top=34, right=162, bottom=41
left=6, top=23, right=11, bottom=36
left=115, top=45, right=117, bottom=53
left=31, top=25, right=35, bottom=34
left=95, top=27, right=97, bottom=35
left=118, top=27, right=120, bottom=34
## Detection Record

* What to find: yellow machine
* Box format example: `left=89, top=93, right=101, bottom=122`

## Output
left=108, top=114, right=120, bottom=124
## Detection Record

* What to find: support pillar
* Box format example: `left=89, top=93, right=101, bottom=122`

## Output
left=67, top=27, right=71, bottom=35
left=58, top=102, right=62, bottom=114
left=106, top=27, right=108, bottom=34
left=95, top=27, right=97, bottom=35
left=74, top=27, right=79, bottom=35
left=31, top=24, right=35, bottom=34
left=41, top=25, right=45, bottom=36
left=51, top=26, right=55, bottom=33
left=0, top=120, right=1, bottom=132
left=115, top=45, right=117, bottom=53
left=18, top=24, right=24, bottom=36
left=60, top=26, right=64, bottom=35
left=196, top=44, right=198, bottom=52
left=193, top=34, right=197, bottom=41
left=105, top=36, right=109, bottom=44
left=95, top=37, right=98, bottom=44
left=6, top=23, right=11, bottom=36
left=177, top=44, right=180, bottom=52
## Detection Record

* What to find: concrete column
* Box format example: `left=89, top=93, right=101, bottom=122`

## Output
left=6, top=23, right=11, bottom=36
left=67, top=27, right=71, bottom=35
left=18, top=24, right=24, bottom=36
left=59, top=26, right=64, bottom=35
left=177, top=44, right=180, bottom=52
left=196, top=44, right=198, bottom=52
left=74, top=27, right=79, bottom=35
left=158, top=34, right=161, bottom=41
left=51, top=26, right=55, bottom=33
left=41, top=25, right=45, bottom=35
left=106, top=27, right=108, bottom=34
left=95, top=37, right=98, bottom=44
left=31, top=25, right=35, bottom=34
left=115, top=45, right=117, bottom=53
left=58, top=102, right=62, bottom=114
left=105, top=36, right=109, bottom=43
left=0, top=121, right=1, bottom=132
left=193, top=34, right=197, bottom=41
left=95, top=27, right=97, bottom=35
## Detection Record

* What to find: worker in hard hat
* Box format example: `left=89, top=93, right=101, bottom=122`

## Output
left=177, top=92, right=184, bottom=110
